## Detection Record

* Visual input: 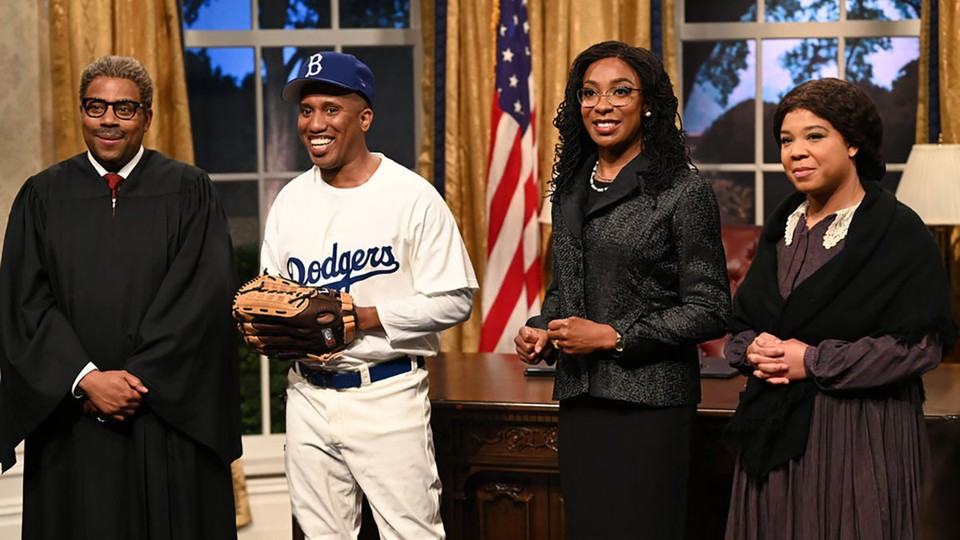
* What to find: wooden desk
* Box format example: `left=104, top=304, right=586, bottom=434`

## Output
left=294, top=355, right=960, bottom=539
left=426, top=353, right=960, bottom=540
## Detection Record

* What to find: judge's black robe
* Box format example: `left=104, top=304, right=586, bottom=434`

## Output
left=0, top=151, right=242, bottom=540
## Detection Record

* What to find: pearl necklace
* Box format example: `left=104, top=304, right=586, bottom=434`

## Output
left=590, top=160, right=615, bottom=193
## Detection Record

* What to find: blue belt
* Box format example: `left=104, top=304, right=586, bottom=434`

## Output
left=296, top=356, right=425, bottom=389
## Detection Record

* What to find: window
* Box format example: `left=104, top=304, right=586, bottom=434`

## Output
left=181, top=0, right=421, bottom=436
left=679, top=0, right=920, bottom=224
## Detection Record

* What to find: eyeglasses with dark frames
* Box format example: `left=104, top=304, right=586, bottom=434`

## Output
left=81, top=98, right=143, bottom=120
left=576, top=86, right=641, bottom=108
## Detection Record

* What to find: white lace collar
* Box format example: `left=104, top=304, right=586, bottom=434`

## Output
left=784, top=200, right=861, bottom=249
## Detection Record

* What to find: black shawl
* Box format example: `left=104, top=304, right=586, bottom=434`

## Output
left=724, top=180, right=957, bottom=480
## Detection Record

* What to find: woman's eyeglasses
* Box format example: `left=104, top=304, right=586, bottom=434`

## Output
left=576, top=86, right=641, bottom=108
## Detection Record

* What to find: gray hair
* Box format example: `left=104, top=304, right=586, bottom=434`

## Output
left=79, top=55, right=154, bottom=109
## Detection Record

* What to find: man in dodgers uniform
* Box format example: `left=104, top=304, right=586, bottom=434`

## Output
left=263, top=51, right=478, bottom=539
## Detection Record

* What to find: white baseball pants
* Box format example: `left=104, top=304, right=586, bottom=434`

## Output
left=285, top=364, right=445, bottom=540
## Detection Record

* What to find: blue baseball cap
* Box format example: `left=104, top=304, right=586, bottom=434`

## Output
left=281, top=51, right=375, bottom=107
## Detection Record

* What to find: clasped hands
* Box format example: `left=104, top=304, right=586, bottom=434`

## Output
left=746, top=332, right=809, bottom=385
left=515, top=317, right=618, bottom=364
left=78, top=370, right=149, bottom=423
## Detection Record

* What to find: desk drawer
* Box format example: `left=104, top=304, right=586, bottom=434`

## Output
left=433, top=408, right=560, bottom=466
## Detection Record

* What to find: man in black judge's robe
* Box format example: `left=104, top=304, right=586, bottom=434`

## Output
left=0, top=55, right=241, bottom=540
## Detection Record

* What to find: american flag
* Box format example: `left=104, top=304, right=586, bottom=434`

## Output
left=479, top=0, right=542, bottom=353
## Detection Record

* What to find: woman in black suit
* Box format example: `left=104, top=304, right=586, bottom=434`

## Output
left=514, top=41, right=731, bottom=540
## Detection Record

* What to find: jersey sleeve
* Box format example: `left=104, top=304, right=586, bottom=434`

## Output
left=377, top=288, right=474, bottom=342
left=406, top=188, right=479, bottom=295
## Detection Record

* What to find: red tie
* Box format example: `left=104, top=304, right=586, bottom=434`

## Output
left=103, top=173, right=124, bottom=200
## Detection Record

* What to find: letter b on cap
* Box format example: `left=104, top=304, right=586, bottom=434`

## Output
left=305, top=53, right=323, bottom=77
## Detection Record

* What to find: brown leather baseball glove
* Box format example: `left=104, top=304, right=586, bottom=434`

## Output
left=232, top=274, right=357, bottom=363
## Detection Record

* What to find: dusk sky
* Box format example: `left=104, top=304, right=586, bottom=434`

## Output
left=186, top=0, right=919, bottom=137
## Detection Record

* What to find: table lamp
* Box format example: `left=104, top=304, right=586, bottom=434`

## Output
left=897, top=143, right=960, bottom=363
left=896, top=143, right=960, bottom=226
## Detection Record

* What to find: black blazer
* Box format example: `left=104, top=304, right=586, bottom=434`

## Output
left=530, top=154, right=730, bottom=407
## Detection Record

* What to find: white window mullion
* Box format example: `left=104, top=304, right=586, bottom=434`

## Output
left=754, top=35, right=765, bottom=224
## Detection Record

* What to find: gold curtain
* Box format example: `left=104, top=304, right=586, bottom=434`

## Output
left=421, top=0, right=677, bottom=352
left=939, top=1, right=960, bottom=344
left=918, top=0, right=960, bottom=362
left=47, top=0, right=251, bottom=527
left=937, top=1, right=960, bottom=145
left=916, top=0, right=931, bottom=144
left=49, top=0, right=194, bottom=163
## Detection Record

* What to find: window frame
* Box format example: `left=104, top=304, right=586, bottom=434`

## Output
left=676, top=0, right=920, bottom=223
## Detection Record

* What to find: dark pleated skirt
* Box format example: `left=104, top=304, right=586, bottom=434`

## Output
left=21, top=399, right=236, bottom=540
left=725, top=385, right=928, bottom=540
left=559, top=394, right=696, bottom=540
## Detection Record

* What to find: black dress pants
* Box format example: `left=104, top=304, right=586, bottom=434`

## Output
left=559, top=394, right=696, bottom=540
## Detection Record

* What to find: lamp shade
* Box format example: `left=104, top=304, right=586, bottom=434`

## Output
left=896, top=144, right=960, bottom=225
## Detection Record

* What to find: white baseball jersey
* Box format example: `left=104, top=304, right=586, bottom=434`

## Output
left=261, top=154, right=478, bottom=369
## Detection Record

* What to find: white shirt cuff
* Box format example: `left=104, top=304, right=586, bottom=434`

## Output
left=378, top=289, right=475, bottom=343
left=72, top=362, right=99, bottom=398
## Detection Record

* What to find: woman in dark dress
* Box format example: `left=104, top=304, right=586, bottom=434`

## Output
left=514, top=41, right=730, bottom=540
left=724, top=77, right=957, bottom=540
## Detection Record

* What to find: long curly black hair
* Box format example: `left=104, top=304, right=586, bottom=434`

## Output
left=549, top=41, right=693, bottom=199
